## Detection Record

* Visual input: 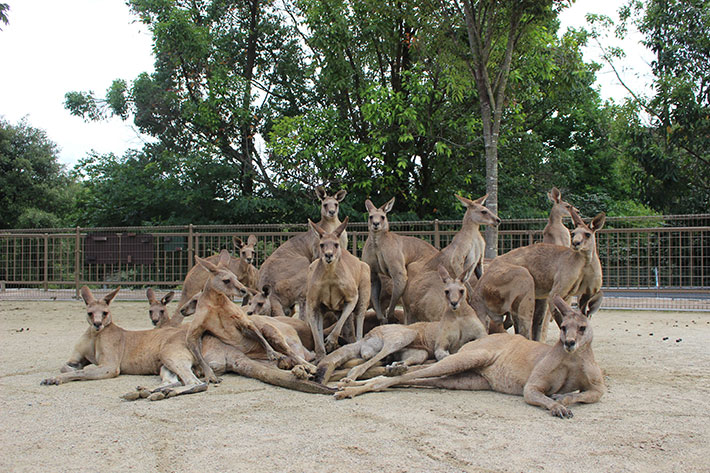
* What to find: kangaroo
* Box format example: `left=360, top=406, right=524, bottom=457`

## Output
left=401, top=194, right=500, bottom=323
left=335, top=295, right=606, bottom=418
left=41, top=286, right=207, bottom=399
left=362, top=197, right=438, bottom=324
left=315, top=264, right=488, bottom=384
left=146, top=288, right=176, bottom=327
left=489, top=211, right=606, bottom=341
left=255, top=186, right=348, bottom=318
left=233, top=234, right=259, bottom=291
left=542, top=187, right=576, bottom=247
left=305, top=217, right=371, bottom=358
left=184, top=252, right=316, bottom=384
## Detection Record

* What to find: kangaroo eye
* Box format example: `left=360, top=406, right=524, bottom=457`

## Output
left=334, top=243, right=339, bottom=249
left=578, top=326, right=586, bottom=333
left=223, top=279, right=230, bottom=285
left=87, top=312, right=92, bottom=317
left=481, top=210, right=487, bottom=214
left=561, top=326, right=567, bottom=333
left=102, top=311, right=108, bottom=317
left=444, top=290, right=449, bottom=295
left=585, top=232, right=592, bottom=238
left=459, top=289, right=464, bottom=295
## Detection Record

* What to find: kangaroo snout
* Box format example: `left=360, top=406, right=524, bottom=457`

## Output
left=564, top=339, right=577, bottom=352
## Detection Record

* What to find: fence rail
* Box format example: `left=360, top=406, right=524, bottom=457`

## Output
left=2, top=214, right=709, bottom=310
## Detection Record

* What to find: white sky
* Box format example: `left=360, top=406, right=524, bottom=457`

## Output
left=0, top=0, right=654, bottom=169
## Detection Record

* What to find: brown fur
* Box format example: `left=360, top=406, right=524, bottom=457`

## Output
left=147, top=288, right=175, bottom=327
left=362, top=197, right=438, bottom=324
left=315, top=264, right=487, bottom=384
left=305, top=218, right=371, bottom=358
left=232, top=234, right=259, bottom=290
left=542, top=187, right=576, bottom=247
left=254, top=187, right=348, bottom=318
left=402, top=194, right=500, bottom=323
left=335, top=295, right=606, bottom=419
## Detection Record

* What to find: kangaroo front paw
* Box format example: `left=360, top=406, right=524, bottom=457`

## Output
left=550, top=403, right=574, bottom=419
left=291, top=364, right=316, bottom=380
left=385, top=361, right=408, bottom=376
left=324, top=336, right=340, bottom=353
left=203, top=374, right=222, bottom=384
left=40, top=377, right=61, bottom=386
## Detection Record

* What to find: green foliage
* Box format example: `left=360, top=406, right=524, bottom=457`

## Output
left=0, top=118, right=76, bottom=228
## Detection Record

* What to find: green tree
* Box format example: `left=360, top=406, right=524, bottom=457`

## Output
left=0, top=118, right=76, bottom=228
left=0, top=3, right=9, bottom=30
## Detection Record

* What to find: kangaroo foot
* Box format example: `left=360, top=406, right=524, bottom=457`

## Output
left=148, top=392, right=166, bottom=401
left=292, top=364, right=316, bottom=380
left=549, top=403, right=574, bottom=419
left=121, top=391, right=141, bottom=401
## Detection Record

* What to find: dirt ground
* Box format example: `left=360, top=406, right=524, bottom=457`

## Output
left=1, top=301, right=709, bottom=473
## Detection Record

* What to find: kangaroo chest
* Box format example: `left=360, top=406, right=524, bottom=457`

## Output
left=318, top=281, right=350, bottom=311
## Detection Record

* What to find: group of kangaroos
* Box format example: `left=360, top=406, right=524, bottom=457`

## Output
left=42, top=186, right=607, bottom=419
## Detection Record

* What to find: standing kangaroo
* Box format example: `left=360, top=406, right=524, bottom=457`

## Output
left=491, top=211, right=606, bottom=340
left=315, top=264, right=487, bottom=384
left=232, top=234, right=259, bottom=291
left=255, top=186, right=347, bottom=318
left=542, top=187, right=576, bottom=247
left=305, top=218, right=371, bottom=358
left=401, top=194, right=500, bottom=323
left=335, top=295, right=606, bottom=419
left=362, top=197, right=438, bottom=324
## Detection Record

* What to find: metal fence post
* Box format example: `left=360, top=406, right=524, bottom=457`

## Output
left=43, top=233, right=48, bottom=291
left=434, top=219, right=440, bottom=249
left=187, top=224, right=194, bottom=271
left=74, top=226, right=80, bottom=298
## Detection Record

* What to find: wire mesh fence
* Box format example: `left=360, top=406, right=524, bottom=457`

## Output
left=1, top=214, right=709, bottom=310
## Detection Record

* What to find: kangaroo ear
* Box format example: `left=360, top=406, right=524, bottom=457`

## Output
left=247, top=287, right=259, bottom=297
left=309, top=219, right=325, bottom=238
left=247, top=234, right=257, bottom=247
left=334, top=189, right=347, bottom=202
left=196, top=255, right=219, bottom=273
left=162, top=291, right=175, bottom=305
left=80, top=286, right=95, bottom=305
left=233, top=237, right=244, bottom=249
left=262, top=285, right=271, bottom=297
left=552, top=295, right=575, bottom=319
left=218, top=249, right=231, bottom=267
left=382, top=197, right=395, bottom=213
left=473, top=194, right=488, bottom=206
left=315, top=186, right=326, bottom=201
left=549, top=187, right=561, bottom=203
left=584, top=291, right=604, bottom=318
left=104, top=287, right=121, bottom=305
left=455, top=194, right=474, bottom=207
left=146, top=288, right=157, bottom=304
left=334, top=216, right=349, bottom=238
left=568, top=206, right=585, bottom=227
left=590, top=212, right=606, bottom=232
left=365, top=199, right=376, bottom=213
left=438, top=265, right=452, bottom=284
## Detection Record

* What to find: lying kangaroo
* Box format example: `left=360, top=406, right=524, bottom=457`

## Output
left=335, top=295, right=606, bottom=418
left=306, top=217, right=371, bottom=357
left=362, top=197, right=438, bottom=324
left=542, top=187, right=576, bottom=247
left=315, top=264, right=487, bottom=384
left=255, top=187, right=348, bottom=318
left=41, top=286, right=207, bottom=399
left=185, top=252, right=316, bottom=384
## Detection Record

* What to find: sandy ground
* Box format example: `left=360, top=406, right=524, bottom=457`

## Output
left=1, top=301, right=709, bottom=473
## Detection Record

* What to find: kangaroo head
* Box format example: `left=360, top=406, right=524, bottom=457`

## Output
left=316, top=186, right=347, bottom=221
left=146, top=288, right=174, bottom=326
left=455, top=194, right=501, bottom=227
left=246, top=286, right=271, bottom=316
left=80, top=285, right=120, bottom=332
left=310, top=217, right=348, bottom=265
left=365, top=197, right=394, bottom=233
left=234, top=234, right=257, bottom=265
left=570, top=209, right=605, bottom=253
left=552, top=295, right=594, bottom=353
left=196, top=250, right=248, bottom=298
left=438, top=263, right=475, bottom=312
left=178, top=290, right=202, bottom=317
left=548, top=187, right=576, bottom=217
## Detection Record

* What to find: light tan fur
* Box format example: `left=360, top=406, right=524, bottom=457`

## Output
left=184, top=252, right=316, bottom=384
left=467, top=262, right=535, bottom=339
left=254, top=187, right=348, bottom=318
left=147, top=288, right=176, bottom=327
left=232, top=234, right=259, bottom=290
left=335, top=295, right=606, bottom=419
left=41, top=286, right=207, bottom=399
left=489, top=211, right=606, bottom=340
left=542, top=187, right=576, bottom=247
left=315, top=264, right=488, bottom=384
left=305, top=218, right=371, bottom=358
left=362, top=197, right=438, bottom=324
left=402, top=194, right=500, bottom=323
